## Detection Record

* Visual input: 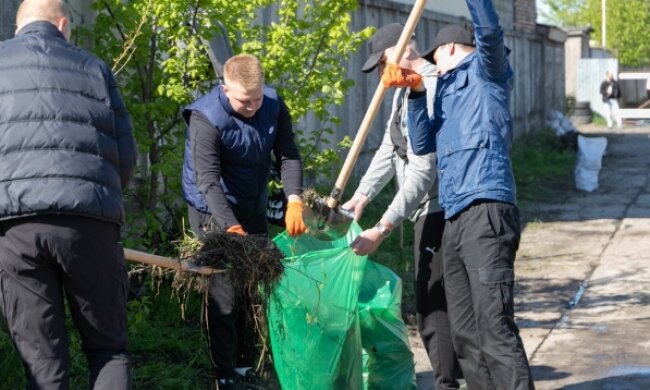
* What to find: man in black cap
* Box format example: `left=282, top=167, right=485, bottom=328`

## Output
left=382, top=0, right=535, bottom=389
left=343, top=23, right=463, bottom=389
left=423, top=20, right=476, bottom=75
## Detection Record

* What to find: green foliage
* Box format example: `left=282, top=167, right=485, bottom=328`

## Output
left=0, top=319, right=23, bottom=389
left=541, top=0, right=597, bottom=27
left=606, top=0, right=650, bottom=67
left=236, top=1, right=371, bottom=180
left=75, top=0, right=370, bottom=255
left=127, top=285, right=213, bottom=389
left=543, top=0, right=650, bottom=67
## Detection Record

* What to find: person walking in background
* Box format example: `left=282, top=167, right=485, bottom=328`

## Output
left=382, top=0, right=535, bottom=388
left=181, top=53, right=306, bottom=390
left=600, top=70, right=623, bottom=129
left=0, top=0, right=137, bottom=388
left=342, top=23, right=463, bottom=390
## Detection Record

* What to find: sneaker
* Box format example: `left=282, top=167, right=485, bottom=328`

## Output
left=238, top=369, right=271, bottom=390
left=215, top=377, right=238, bottom=390
left=215, top=370, right=270, bottom=390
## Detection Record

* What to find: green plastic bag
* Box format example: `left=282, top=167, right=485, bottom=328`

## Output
left=270, top=223, right=366, bottom=390
left=358, top=261, right=417, bottom=390
left=270, top=222, right=416, bottom=389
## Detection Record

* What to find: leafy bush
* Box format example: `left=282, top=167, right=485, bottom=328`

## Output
left=76, top=0, right=370, bottom=254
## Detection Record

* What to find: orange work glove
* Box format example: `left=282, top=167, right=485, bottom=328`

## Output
left=226, top=224, right=246, bottom=236
left=381, top=63, right=423, bottom=89
left=284, top=199, right=307, bottom=237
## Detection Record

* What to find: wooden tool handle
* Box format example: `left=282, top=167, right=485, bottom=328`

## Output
left=123, top=248, right=221, bottom=276
left=326, top=0, right=428, bottom=209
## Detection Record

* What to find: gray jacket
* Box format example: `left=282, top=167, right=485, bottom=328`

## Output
left=356, top=61, right=439, bottom=226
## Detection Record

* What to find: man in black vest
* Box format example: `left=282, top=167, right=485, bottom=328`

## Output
left=181, top=54, right=305, bottom=389
left=0, top=0, right=137, bottom=388
left=599, top=70, right=623, bottom=129
left=342, top=24, right=463, bottom=390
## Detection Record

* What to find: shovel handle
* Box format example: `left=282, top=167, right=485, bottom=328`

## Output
left=123, top=248, right=222, bottom=276
left=326, top=0, right=428, bottom=208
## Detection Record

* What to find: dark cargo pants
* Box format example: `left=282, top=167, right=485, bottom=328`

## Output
left=442, top=201, right=534, bottom=390
left=188, top=207, right=267, bottom=380
left=0, top=215, right=131, bottom=390
left=413, top=211, right=463, bottom=389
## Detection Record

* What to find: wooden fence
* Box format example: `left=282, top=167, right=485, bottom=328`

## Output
left=1, top=0, right=567, bottom=180
left=311, top=0, right=566, bottom=177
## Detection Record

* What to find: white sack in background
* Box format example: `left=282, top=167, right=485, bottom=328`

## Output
left=575, top=135, right=608, bottom=192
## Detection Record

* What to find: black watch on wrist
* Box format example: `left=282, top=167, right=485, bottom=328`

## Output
left=374, top=221, right=392, bottom=238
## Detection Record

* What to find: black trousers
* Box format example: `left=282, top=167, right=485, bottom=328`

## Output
left=0, top=215, right=131, bottom=390
left=188, top=207, right=268, bottom=379
left=442, top=201, right=534, bottom=390
left=414, top=211, right=463, bottom=390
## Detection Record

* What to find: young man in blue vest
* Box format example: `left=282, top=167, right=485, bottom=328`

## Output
left=181, top=53, right=306, bottom=389
left=382, top=0, right=535, bottom=388
left=342, top=23, right=463, bottom=389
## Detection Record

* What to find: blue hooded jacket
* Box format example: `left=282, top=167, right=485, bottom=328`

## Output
left=407, top=0, right=516, bottom=219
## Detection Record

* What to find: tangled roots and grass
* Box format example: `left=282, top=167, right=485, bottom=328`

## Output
left=300, top=188, right=322, bottom=209
left=190, top=231, right=285, bottom=298
left=128, top=228, right=285, bottom=375
left=180, top=229, right=285, bottom=373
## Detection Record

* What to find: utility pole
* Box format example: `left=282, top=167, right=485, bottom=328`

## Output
left=601, top=0, right=607, bottom=48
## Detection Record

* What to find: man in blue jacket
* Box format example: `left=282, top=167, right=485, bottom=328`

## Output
left=0, top=0, right=137, bottom=388
left=182, top=53, right=306, bottom=390
left=382, top=0, right=535, bottom=388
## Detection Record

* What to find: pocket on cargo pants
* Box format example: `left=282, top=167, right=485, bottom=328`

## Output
left=479, top=267, right=515, bottom=319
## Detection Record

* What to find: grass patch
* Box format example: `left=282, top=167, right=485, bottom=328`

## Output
left=512, top=127, right=576, bottom=203
left=591, top=112, right=606, bottom=127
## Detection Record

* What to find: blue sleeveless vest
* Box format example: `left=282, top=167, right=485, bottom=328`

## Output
left=181, top=85, right=280, bottom=219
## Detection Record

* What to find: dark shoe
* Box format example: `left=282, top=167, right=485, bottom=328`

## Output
left=215, top=371, right=270, bottom=390
left=238, top=370, right=271, bottom=390
left=215, top=377, right=238, bottom=390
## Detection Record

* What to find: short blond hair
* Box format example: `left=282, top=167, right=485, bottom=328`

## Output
left=223, top=54, right=264, bottom=91
left=16, top=0, right=70, bottom=31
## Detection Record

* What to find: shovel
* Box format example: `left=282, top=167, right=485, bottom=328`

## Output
left=201, top=19, right=234, bottom=81
left=303, top=0, right=428, bottom=241
left=123, top=248, right=223, bottom=276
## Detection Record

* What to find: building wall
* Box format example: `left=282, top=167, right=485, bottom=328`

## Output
left=577, top=58, right=618, bottom=117
left=564, top=29, right=593, bottom=98
left=514, top=0, right=537, bottom=33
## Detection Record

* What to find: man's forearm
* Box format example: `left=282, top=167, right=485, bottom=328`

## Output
left=407, top=94, right=436, bottom=155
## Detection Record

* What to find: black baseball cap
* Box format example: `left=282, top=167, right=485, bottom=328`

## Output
left=361, top=23, right=409, bottom=73
left=423, top=21, right=475, bottom=64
